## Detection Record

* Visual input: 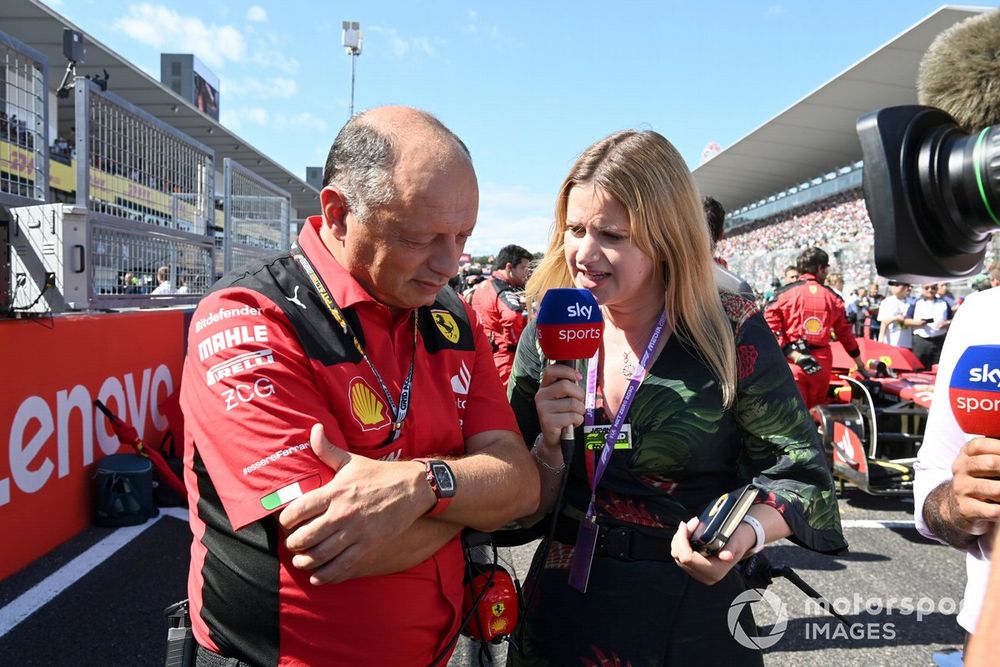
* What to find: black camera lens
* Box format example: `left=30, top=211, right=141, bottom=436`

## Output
left=857, top=105, right=1000, bottom=282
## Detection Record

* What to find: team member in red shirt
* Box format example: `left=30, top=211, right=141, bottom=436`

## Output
left=764, top=246, right=868, bottom=408
left=470, top=244, right=532, bottom=385
left=180, top=106, right=538, bottom=666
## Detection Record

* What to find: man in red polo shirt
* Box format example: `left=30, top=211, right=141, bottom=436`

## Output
left=180, top=106, right=539, bottom=665
left=764, top=246, right=868, bottom=408
left=470, top=244, right=532, bottom=386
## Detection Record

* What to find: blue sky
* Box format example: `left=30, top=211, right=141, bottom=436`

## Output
left=47, top=0, right=955, bottom=255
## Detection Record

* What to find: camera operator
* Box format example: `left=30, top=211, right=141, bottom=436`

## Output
left=900, top=8, right=1000, bottom=657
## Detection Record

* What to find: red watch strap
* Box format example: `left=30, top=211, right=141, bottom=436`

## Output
left=415, top=459, right=453, bottom=517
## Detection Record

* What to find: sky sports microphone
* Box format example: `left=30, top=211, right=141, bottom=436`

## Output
left=535, top=288, right=604, bottom=465
left=949, top=345, right=1000, bottom=438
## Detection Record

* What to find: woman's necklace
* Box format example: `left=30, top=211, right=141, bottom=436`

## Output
left=622, top=350, right=636, bottom=378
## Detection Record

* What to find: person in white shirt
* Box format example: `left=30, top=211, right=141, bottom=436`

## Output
left=914, top=287, right=1000, bottom=643
left=877, top=280, right=922, bottom=349
left=910, top=283, right=950, bottom=368
left=151, top=265, right=176, bottom=295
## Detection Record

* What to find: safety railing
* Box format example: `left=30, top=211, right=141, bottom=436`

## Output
left=88, top=212, right=216, bottom=305
left=222, top=157, right=291, bottom=274
left=0, top=30, right=49, bottom=208
left=75, top=78, right=215, bottom=234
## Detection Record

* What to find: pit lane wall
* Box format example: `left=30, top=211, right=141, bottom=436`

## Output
left=0, top=309, right=191, bottom=580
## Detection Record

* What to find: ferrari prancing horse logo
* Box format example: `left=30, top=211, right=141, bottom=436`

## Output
left=432, top=310, right=460, bottom=344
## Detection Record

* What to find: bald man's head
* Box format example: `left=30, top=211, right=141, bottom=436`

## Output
left=322, top=106, right=471, bottom=222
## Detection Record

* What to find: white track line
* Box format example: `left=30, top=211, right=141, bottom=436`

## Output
left=841, top=519, right=915, bottom=529
left=0, top=508, right=189, bottom=638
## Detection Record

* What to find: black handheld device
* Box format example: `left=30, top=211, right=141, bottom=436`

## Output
left=690, top=485, right=759, bottom=556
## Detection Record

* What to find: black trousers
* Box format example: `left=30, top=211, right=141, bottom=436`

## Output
left=912, top=335, right=944, bottom=370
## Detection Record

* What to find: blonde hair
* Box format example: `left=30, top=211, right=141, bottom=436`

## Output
left=526, top=130, right=737, bottom=406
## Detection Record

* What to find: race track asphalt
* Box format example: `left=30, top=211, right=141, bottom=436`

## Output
left=0, top=490, right=967, bottom=666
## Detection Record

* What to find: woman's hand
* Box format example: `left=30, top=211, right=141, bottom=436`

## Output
left=534, top=363, right=585, bottom=451
left=670, top=517, right=756, bottom=586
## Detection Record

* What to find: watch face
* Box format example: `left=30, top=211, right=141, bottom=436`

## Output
left=430, top=462, right=456, bottom=497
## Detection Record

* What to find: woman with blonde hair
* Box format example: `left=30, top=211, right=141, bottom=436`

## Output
left=508, top=130, right=845, bottom=665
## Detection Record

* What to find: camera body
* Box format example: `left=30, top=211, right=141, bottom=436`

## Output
left=857, top=105, right=999, bottom=282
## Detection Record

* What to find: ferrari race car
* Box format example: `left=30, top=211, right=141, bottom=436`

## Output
left=811, top=339, right=936, bottom=496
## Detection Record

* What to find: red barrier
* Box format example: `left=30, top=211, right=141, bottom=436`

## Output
left=0, top=310, right=190, bottom=581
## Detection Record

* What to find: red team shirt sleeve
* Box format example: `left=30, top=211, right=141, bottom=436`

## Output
left=181, top=288, right=342, bottom=531
left=764, top=299, right=791, bottom=350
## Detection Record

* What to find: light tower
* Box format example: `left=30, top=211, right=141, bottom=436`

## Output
left=342, top=21, right=363, bottom=117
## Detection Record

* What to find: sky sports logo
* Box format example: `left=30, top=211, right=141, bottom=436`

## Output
left=952, top=346, right=1000, bottom=391
left=968, top=364, right=1000, bottom=388
left=950, top=346, right=1000, bottom=424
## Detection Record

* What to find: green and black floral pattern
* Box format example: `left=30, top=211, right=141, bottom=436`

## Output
left=510, top=292, right=845, bottom=551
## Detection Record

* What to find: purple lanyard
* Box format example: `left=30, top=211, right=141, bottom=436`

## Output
left=582, top=310, right=668, bottom=520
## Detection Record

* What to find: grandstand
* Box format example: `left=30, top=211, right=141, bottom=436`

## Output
left=692, top=5, right=999, bottom=296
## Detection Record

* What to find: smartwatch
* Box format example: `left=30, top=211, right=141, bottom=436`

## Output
left=416, top=459, right=456, bottom=517
left=741, top=514, right=767, bottom=556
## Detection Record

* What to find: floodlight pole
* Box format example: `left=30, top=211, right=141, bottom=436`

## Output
left=349, top=52, right=358, bottom=117
left=342, top=21, right=363, bottom=118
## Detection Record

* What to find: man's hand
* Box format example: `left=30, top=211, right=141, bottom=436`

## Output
left=279, top=424, right=432, bottom=585
left=792, top=351, right=822, bottom=375
left=923, top=437, right=1000, bottom=549
left=950, top=437, right=1000, bottom=530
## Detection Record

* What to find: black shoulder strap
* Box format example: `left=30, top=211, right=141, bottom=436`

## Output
left=208, top=253, right=361, bottom=366
left=490, top=277, right=525, bottom=313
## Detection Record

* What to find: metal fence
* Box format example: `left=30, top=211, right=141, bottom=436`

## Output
left=2, top=34, right=301, bottom=315
left=222, top=157, right=291, bottom=274
left=89, top=214, right=216, bottom=300
left=65, top=78, right=217, bottom=307
left=0, top=31, right=48, bottom=207
left=8, top=204, right=216, bottom=312
left=75, top=78, right=214, bottom=233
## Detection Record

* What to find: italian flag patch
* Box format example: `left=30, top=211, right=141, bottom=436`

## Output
left=260, top=474, right=321, bottom=510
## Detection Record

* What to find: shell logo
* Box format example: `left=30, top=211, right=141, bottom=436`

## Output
left=432, top=309, right=460, bottom=344
left=803, top=316, right=823, bottom=334
left=490, top=617, right=510, bottom=634
left=349, top=377, right=390, bottom=431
